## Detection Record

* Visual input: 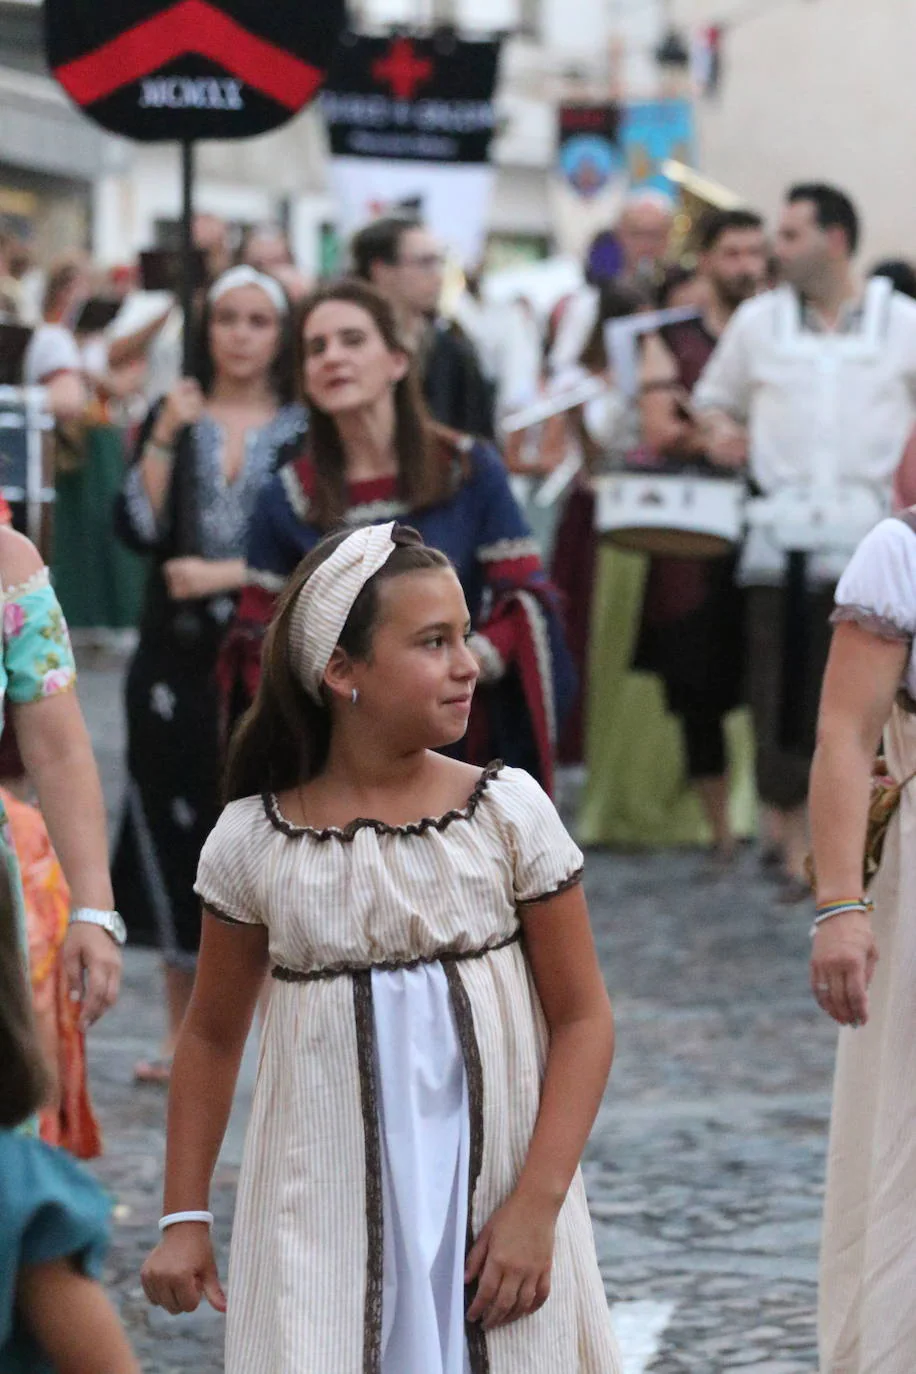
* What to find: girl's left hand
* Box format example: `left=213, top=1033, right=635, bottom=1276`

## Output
left=465, top=1190, right=556, bottom=1330
left=163, top=557, right=215, bottom=601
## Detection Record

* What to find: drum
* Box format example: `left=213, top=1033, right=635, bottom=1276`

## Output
left=593, top=467, right=745, bottom=559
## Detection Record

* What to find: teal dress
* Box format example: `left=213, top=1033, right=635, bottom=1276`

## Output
left=0, top=1130, right=111, bottom=1371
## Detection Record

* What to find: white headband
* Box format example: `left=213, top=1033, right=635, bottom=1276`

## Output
left=289, top=522, right=398, bottom=703
left=208, top=265, right=288, bottom=315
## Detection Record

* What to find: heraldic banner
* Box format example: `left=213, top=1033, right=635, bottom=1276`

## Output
left=44, top=0, right=346, bottom=141
left=323, top=33, right=503, bottom=266
left=551, top=103, right=626, bottom=264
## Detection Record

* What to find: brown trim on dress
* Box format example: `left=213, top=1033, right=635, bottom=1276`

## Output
left=262, top=760, right=505, bottom=842
left=443, top=961, right=491, bottom=1374
left=272, top=929, right=521, bottom=983
left=352, top=972, right=383, bottom=1374
left=199, top=899, right=248, bottom=926
left=517, top=866, right=585, bottom=906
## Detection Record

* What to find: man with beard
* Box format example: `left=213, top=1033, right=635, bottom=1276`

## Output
left=633, top=209, right=768, bottom=862
left=694, top=183, right=916, bottom=897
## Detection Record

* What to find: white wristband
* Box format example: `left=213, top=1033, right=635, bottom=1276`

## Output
left=159, top=1210, right=214, bottom=1232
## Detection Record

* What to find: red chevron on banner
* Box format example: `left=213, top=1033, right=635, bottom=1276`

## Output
left=53, top=0, right=323, bottom=111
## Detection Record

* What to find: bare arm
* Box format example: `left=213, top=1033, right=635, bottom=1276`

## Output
left=162, top=556, right=248, bottom=601
left=14, top=690, right=114, bottom=913
left=0, top=528, right=119, bottom=1026
left=138, top=379, right=204, bottom=520
left=107, top=306, right=172, bottom=371
left=142, top=912, right=268, bottom=1315
left=163, top=913, right=268, bottom=1213
left=17, top=1259, right=141, bottom=1374
left=466, top=884, right=613, bottom=1328
left=696, top=409, right=749, bottom=469
left=514, top=884, right=613, bottom=1205
left=45, top=372, right=89, bottom=423
left=893, top=426, right=916, bottom=510
left=639, top=334, right=701, bottom=459
left=809, top=622, right=906, bottom=1024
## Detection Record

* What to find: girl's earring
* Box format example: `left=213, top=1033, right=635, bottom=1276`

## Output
left=351, top=688, right=359, bottom=706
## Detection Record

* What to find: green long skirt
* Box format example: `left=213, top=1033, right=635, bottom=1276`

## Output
left=577, top=544, right=757, bottom=848
left=52, top=426, right=147, bottom=631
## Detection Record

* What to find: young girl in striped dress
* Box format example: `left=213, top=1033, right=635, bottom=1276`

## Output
left=141, top=522, right=622, bottom=1373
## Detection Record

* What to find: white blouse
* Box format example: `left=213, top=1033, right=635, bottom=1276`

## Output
left=834, top=516, right=916, bottom=699
left=695, top=281, right=916, bottom=585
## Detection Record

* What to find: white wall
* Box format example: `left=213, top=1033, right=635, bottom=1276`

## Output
left=681, top=0, right=916, bottom=262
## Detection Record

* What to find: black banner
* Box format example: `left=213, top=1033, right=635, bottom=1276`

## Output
left=322, top=34, right=501, bottom=166
left=44, top=0, right=347, bottom=141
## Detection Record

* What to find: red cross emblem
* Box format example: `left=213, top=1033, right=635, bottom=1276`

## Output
left=372, top=38, right=433, bottom=102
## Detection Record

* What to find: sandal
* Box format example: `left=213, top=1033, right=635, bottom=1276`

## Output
left=133, top=1057, right=173, bottom=1086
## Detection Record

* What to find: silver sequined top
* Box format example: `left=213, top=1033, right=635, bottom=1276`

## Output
left=123, top=404, right=307, bottom=558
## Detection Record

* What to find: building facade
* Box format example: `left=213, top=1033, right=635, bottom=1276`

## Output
left=22, top=0, right=916, bottom=273
left=677, top=0, right=916, bottom=264
left=5, top=0, right=675, bottom=271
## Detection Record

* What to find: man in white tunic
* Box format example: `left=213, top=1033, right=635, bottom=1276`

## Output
left=693, top=182, right=916, bottom=897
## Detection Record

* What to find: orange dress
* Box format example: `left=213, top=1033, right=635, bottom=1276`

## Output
left=2, top=786, right=102, bottom=1158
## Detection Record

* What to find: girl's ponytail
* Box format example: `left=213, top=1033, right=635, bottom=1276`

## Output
left=224, top=581, right=332, bottom=802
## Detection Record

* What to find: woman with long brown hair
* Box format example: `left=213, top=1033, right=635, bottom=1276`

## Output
left=225, top=278, right=574, bottom=793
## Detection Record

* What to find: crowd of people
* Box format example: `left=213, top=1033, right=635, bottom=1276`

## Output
left=0, top=178, right=914, bottom=1371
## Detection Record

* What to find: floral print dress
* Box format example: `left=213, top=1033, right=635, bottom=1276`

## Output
left=0, top=566, right=78, bottom=1135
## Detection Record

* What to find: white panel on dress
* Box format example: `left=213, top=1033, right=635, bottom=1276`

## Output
left=373, top=963, right=472, bottom=1374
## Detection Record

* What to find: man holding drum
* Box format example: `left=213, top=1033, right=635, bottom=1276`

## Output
left=636, top=208, right=768, bottom=861
left=694, top=183, right=916, bottom=899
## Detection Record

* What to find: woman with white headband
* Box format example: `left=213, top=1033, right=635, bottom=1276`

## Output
left=112, top=266, right=307, bottom=1084
left=141, top=520, right=622, bottom=1373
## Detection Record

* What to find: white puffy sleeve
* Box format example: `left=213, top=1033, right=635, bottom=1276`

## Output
left=194, top=797, right=265, bottom=926
left=832, top=517, right=916, bottom=642
left=494, top=766, right=585, bottom=904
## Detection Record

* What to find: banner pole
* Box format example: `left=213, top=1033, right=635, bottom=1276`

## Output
left=180, top=138, right=195, bottom=375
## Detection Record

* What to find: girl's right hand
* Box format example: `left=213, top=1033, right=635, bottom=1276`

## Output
left=465, top=1189, right=556, bottom=1330
left=153, top=379, right=205, bottom=445
left=141, top=1224, right=226, bottom=1315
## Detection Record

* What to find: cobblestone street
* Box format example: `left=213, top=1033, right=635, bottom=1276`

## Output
left=78, top=654, right=836, bottom=1373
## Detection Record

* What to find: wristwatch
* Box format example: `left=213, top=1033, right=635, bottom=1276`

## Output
left=69, top=907, right=127, bottom=947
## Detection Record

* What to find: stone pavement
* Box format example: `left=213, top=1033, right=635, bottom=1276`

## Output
left=77, top=655, right=837, bottom=1373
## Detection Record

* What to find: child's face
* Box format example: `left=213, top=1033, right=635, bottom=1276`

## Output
left=354, top=569, right=480, bottom=749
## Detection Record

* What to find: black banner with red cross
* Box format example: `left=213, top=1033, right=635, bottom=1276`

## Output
left=322, top=32, right=502, bottom=263
left=44, top=0, right=347, bottom=141
left=323, top=33, right=501, bottom=165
